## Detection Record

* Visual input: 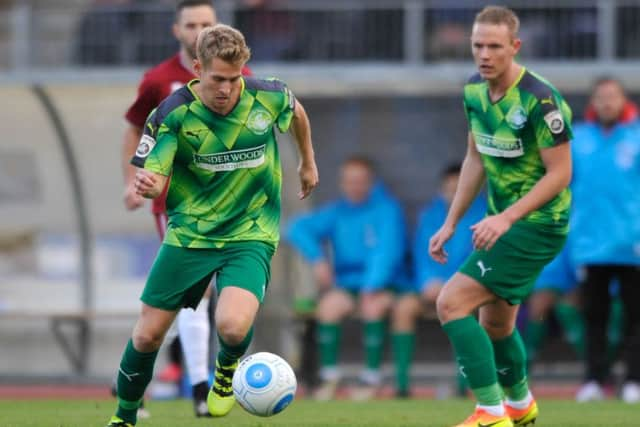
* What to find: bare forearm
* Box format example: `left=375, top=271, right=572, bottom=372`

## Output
left=290, top=103, right=315, bottom=164
left=123, top=126, right=142, bottom=185
left=445, top=147, right=485, bottom=228
left=135, top=169, right=167, bottom=199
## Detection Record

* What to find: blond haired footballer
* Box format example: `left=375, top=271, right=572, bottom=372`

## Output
left=107, top=24, right=318, bottom=426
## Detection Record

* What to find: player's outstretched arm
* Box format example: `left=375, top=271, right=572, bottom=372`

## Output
left=429, top=133, right=485, bottom=263
left=123, top=125, right=145, bottom=210
left=446, top=132, right=486, bottom=228
left=134, top=168, right=168, bottom=200
left=289, top=101, right=319, bottom=200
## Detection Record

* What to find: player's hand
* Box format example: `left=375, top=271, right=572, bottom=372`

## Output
left=134, top=169, right=158, bottom=198
left=470, top=213, right=513, bottom=251
left=297, top=160, right=319, bottom=200
left=124, top=183, right=145, bottom=210
left=313, top=261, right=334, bottom=291
left=429, top=223, right=455, bottom=264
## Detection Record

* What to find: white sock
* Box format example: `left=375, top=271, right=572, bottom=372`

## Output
left=319, top=366, right=341, bottom=382
left=506, top=390, right=533, bottom=409
left=359, top=369, right=382, bottom=386
left=477, top=403, right=505, bottom=416
left=178, top=298, right=210, bottom=386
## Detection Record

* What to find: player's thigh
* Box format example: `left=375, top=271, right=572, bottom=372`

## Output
left=215, top=241, right=275, bottom=304
left=527, top=290, right=558, bottom=319
left=479, top=300, right=520, bottom=340
left=436, top=272, right=497, bottom=323
left=142, top=244, right=219, bottom=311
left=316, top=288, right=356, bottom=322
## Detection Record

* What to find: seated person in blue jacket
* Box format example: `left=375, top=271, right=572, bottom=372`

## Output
left=390, top=163, right=486, bottom=397
left=286, top=156, right=408, bottom=400
left=526, top=244, right=624, bottom=371
left=525, top=244, right=584, bottom=365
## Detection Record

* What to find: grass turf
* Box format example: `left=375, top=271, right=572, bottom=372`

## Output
left=0, top=398, right=634, bottom=426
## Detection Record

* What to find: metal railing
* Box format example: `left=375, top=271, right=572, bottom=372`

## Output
left=3, top=0, right=640, bottom=70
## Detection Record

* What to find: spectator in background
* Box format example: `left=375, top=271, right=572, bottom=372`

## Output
left=525, top=245, right=625, bottom=374
left=524, top=245, right=585, bottom=366
left=286, top=156, right=408, bottom=401
left=570, top=77, right=640, bottom=403
left=390, top=163, right=485, bottom=398
left=121, top=0, right=251, bottom=417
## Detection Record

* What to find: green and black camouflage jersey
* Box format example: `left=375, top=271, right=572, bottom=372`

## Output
left=131, top=77, right=296, bottom=249
left=463, top=67, right=573, bottom=233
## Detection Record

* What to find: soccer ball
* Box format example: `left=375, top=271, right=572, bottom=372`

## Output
left=232, top=352, right=297, bottom=417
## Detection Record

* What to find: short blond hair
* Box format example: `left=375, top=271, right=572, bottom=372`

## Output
left=474, top=6, right=520, bottom=39
left=196, top=24, right=251, bottom=67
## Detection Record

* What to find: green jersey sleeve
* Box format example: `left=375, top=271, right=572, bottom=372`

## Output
left=131, top=92, right=190, bottom=175
left=262, top=78, right=296, bottom=133
left=530, top=93, right=573, bottom=149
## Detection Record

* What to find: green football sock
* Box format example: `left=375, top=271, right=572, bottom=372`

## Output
left=442, top=316, right=502, bottom=406
left=492, top=330, right=529, bottom=401
left=318, top=322, right=341, bottom=369
left=115, top=339, right=158, bottom=425
left=217, top=327, right=253, bottom=367
left=554, top=302, right=585, bottom=358
left=392, top=332, right=414, bottom=395
left=524, top=319, right=547, bottom=365
left=364, top=320, right=386, bottom=371
left=455, top=356, right=469, bottom=397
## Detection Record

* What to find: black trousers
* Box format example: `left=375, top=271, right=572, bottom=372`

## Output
left=582, top=264, right=640, bottom=383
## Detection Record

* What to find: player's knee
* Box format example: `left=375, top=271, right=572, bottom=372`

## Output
left=132, top=330, right=164, bottom=352
left=360, top=299, right=385, bottom=320
left=436, top=294, right=459, bottom=324
left=316, top=295, right=347, bottom=323
left=391, top=300, right=416, bottom=331
left=217, top=318, right=251, bottom=346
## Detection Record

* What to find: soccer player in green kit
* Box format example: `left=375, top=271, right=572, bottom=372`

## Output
left=429, top=6, right=572, bottom=427
left=106, top=24, right=318, bottom=427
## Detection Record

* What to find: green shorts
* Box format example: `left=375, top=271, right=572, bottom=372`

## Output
left=459, top=221, right=567, bottom=305
left=141, top=241, right=275, bottom=311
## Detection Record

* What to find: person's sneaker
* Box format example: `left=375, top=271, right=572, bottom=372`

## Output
left=505, top=399, right=538, bottom=426
left=157, top=362, right=183, bottom=383
left=452, top=408, right=513, bottom=427
left=192, top=380, right=212, bottom=417
left=106, top=416, right=134, bottom=427
left=311, top=378, right=339, bottom=401
left=207, top=360, right=237, bottom=417
left=194, top=399, right=212, bottom=417
left=576, top=380, right=605, bottom=402
left=621, top=381, right=640, bottom=403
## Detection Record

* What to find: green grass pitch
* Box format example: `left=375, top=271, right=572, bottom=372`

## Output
left=0, top=398, right=634, bottom=426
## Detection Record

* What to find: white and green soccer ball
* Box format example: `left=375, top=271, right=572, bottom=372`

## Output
left=232, top=352, right=297, bottom=417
